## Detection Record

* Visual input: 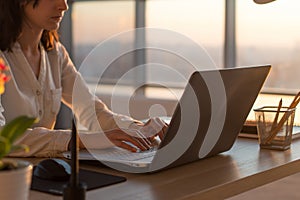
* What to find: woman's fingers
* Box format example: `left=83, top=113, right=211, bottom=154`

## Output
left=112, top=140, right=139, bottom=152
left=105, top=129, right=151, bottom=152
left=126, top=129, right=152, bottom=150
left=141, top=117, right=169, bottom=141
left=104, top=117, right=169, bottom=152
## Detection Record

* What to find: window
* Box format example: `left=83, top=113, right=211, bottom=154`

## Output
left=61, top=0, right=300, bottom=122
left=72, top=1, right=135, bottom=84
left=237, top=0, right=300, bottom=93
left=71, top=0, right=224, bottom=91
left=70, top=0, right=300, bottom=93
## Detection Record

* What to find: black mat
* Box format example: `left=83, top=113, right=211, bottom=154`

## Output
left=31, top=168, right=126, bottom=195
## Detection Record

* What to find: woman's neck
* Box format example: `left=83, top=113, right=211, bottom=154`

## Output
left=17, top=28, right=43, bottom=79
left=17, top=28, right=42, bottom=54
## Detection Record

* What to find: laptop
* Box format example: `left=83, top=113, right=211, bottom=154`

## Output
left=64, top=65, right=271, bottom=173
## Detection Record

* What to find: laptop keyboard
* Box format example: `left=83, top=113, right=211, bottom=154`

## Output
left=93, top=147, right=157, bottom=161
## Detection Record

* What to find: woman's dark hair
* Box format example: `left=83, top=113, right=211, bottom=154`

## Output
left=0, top=0, right=59, bottom=52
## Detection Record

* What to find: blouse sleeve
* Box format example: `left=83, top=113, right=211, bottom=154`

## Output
left=1, top=92, right=71, bottom=157
left=8, top=128, right=71, bottom=158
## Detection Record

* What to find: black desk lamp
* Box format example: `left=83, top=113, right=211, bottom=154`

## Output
left=253, top=0, right=276, bottom=4
left=63, top=118, right=87, bottom=200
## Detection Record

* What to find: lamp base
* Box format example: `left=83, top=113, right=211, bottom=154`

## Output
left=63, top=182, right=87, bottom=200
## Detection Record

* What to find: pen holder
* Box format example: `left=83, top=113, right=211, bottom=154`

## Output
left=254, top=106, right=296, bottom=150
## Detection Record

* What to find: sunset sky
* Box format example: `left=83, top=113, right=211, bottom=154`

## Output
left=72, top=0, right=300, bottom=48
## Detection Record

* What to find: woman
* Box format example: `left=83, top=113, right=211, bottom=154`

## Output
left=0, top=0, right=167, bottom=157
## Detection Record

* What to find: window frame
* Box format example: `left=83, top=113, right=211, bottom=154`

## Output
left=60, top=0, right=234, bottom=94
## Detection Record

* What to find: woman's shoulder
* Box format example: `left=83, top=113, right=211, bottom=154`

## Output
left=48, top=41, right=68, bottom=55
left=47, top=41, right=72, bottom=64
left=47, top=41, right=74, bottom=71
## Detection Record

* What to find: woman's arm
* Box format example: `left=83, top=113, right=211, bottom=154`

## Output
left=8, top=127, right=71, bottom=157
left=55, top=43, right=168, bottom=152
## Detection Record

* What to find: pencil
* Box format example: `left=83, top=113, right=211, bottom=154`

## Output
left=266, top=92, right=300, bottom=143
left=288, top=91, right=300, bottom=109
left=266, top=99, right=282, bottom=143
left=271, top=98, right=282, bottom=131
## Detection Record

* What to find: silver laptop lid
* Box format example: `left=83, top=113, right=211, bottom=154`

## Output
left=149, top=65, right=271, bottom=171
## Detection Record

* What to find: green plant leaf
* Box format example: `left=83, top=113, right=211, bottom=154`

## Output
left=0, top=136, right=10, bottom=160
left=0, top=116, right=37, bottom=143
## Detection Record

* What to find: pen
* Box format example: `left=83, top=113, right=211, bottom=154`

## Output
left=266, top=93, right=300, bottom=143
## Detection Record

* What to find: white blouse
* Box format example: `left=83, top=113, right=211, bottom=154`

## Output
left=0, top=42, right=137, bottom=157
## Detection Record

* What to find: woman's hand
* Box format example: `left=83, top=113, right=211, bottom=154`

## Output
left=105, top=117, right=168, bottom=152
left=135, top=117, right=168, bottom=144
left=104, top=128, right=152, bottom=152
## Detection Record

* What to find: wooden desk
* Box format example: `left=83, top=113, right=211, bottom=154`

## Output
left=29, top=138, right=300, bottom=200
